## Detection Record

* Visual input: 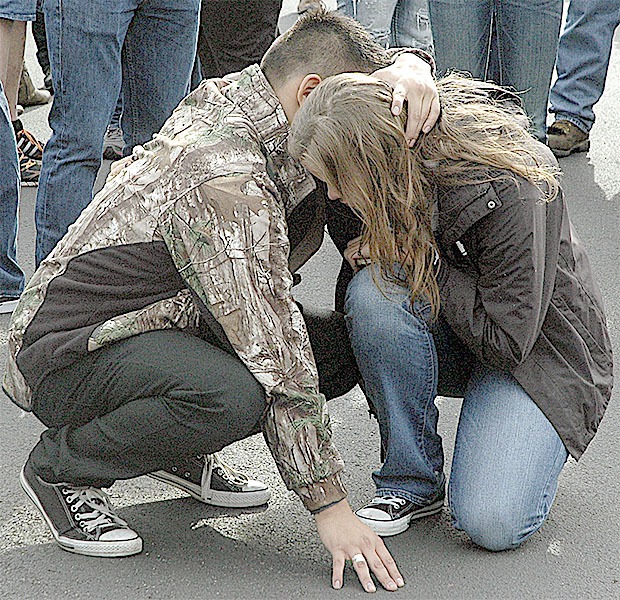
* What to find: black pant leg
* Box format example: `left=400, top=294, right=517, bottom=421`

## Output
left=29, top=330, right=266, bottom=487
left=302, top=306, right=361, bottom=401
left=197, top=0, right=281, bottom=79
left=32, top=6, right=50, bottom=72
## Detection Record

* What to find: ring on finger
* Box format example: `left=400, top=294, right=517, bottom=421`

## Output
left=351, top=553, right=366, bottom=565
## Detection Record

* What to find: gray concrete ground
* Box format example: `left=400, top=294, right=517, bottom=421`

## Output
left=1, top=16, right=619, bottom=600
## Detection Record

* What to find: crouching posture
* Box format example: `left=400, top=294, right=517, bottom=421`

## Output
left=3, top=10, right=447, bottom=592
left=290, top=72, right=613, bottom=550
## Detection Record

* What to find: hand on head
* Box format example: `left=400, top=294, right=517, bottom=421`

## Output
left=373, top=53, right=440, bottom=145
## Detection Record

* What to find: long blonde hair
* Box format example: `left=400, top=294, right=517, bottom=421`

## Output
left=289, top=72, right=560, bottom=313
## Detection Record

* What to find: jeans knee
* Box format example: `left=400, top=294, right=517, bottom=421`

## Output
left=345, top=268, right=406, bottom=336
left=451, top=497, right=544, bottom=552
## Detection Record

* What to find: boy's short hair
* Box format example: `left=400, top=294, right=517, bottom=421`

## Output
left=261, top=8, right=389, bottom=88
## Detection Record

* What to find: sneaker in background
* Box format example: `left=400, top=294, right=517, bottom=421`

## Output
left=0, top=296, right=20, bottom=314
left=20, top=459, right=143, bottom=557
left=547, top=120, right=590, bottom=157
left=18, top=150, right=41, bottom=186
left=103, top=126, right=124, bottom=161
left=14, top=121, right=44, bottom=161
left=355, top=493, right=444, bottom=537
left=150, top=453, right=271, bottom=508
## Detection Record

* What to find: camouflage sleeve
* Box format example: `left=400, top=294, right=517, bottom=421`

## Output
left=160, top=169, right=347, bottom=512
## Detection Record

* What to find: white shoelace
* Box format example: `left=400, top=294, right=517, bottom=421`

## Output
left=368, top=495, right=408, bottom=509
left=200, top=454, right=249, bottom=496
left=63, top=487, right=128, bottom=534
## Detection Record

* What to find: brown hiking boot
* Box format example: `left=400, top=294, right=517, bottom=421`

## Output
left=547, top=120, right=590, bottom=157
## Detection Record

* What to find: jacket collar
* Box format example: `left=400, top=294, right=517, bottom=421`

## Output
left=223, top=65, right=316, bottom=212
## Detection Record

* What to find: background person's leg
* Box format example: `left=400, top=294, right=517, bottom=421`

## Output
left=197, top=0, right=280, bottom=80
left=35, top=0, right=134, bottom=263
left=550, top=0, right=620, bottom=134
left=449, top=364, right=568, bottom=551
left=121, top=0, right=199, bottom=150
left=427, top=0, right=493, bottom=79
left=392, top=0, right=434, bottom=53
left=355, top=0, right=400, bottom=48
left=495, top=0, right=562, bottom=141
left=0, top=17, right=27, bottom=120
left=29, top=330, right=266, bottom=489
left=0, top=80, right=23, bottom=310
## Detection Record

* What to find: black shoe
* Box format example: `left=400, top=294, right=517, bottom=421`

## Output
left=18, top=150, right=41, bottom=187
left=149, top=453, right=270, bottom=508
left=14, top=121, right=44, bottom=161
left=355, top=493, right=444, bottom=537
left=20, top=459, right=143, bottom=557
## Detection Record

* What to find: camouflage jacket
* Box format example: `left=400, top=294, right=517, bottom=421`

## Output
left=3, top=65, right=346, bottom=512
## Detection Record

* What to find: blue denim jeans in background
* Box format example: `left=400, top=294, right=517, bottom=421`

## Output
left=0, top=82, right=24, bottom=298
left=0, top=0, right=36, bottom=20
left=337, top=0, right=355, bottom=17
left=356, top=0, right=434, bottom=52
left=337, top=0, right=433, bottom=52
left=345, top=267, right=568, bottom=551
left=550, top=0, right=620, bottom=133
left=35, top=0, right=200, bottom=265
left=428, top=0, right=562, bottom=141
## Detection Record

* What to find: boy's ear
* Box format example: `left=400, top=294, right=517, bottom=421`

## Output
left=297, top=73, right=323, bottom=106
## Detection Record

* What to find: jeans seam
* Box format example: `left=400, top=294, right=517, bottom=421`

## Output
left=38, top=0, right=67, bottom=241
left=410, top=300, right=441, bottom=485
left=523, top=440, right=567, bottom=543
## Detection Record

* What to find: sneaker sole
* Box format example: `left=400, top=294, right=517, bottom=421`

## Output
left=0, top=299, right=19, bottom=314
left=148, top=471, right=271, bottom=508
left=356, top=497, right=444, bottom=537
left=20, top=467, right=143, bottom=558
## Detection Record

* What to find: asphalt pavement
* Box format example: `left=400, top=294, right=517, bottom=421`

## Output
left=0, top=18, right=619, bottom=600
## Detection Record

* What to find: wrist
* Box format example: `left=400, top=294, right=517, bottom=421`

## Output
left=313, top=499, right=351, bottom=521
left=390, top=48, right=436, bottom=77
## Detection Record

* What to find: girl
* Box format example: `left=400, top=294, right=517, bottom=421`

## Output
left=289, top=73, right=613, bottom=549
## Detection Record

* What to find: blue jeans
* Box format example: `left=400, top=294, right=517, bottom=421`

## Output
left=549, top=0, right=620, bottom=133
left=345, top=268, right=568, bottom=551
left=353, top=0, right=434, bottom=52
left=428, top=0, right=562, bottom=142
left=0, top=81, right=24, bottom=298
left=336, top=0, right=355, bottom=17
left=35, top=0, right=200, bottom=264
left=0, top=0, right=36, bottom=20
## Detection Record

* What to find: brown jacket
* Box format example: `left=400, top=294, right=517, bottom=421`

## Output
left=435, top=168, right=613, bottom=459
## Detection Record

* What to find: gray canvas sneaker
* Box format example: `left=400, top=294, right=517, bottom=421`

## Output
left=20, top=459, right=143, bottom=557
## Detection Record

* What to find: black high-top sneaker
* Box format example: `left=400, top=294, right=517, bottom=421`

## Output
left=150, top=453, right=270, bottom=508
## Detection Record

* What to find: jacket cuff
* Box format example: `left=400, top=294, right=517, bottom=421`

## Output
left=295, top=473, right=348, bottom=513
left=387, top=47, right=436, bottom=77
